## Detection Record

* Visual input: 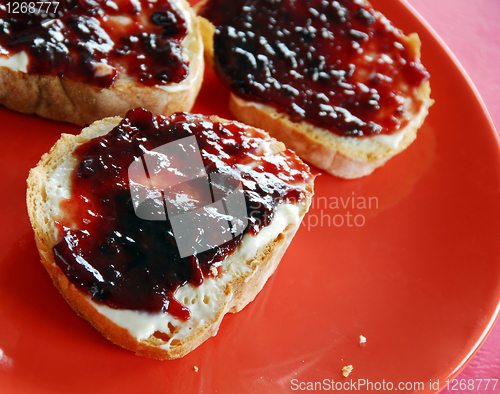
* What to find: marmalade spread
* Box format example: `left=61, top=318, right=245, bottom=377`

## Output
left=53, top=109, right=312, bottom=319
left=200, top=0, right=430, bottom=137
left=0, top=0, right=189, bottom=87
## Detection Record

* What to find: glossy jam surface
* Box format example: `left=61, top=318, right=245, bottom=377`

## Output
left=0, top=0, right=188, bottom=87
left=53, top=108, right=311, bottom=319
left=200, top=0, right=430, bottom=137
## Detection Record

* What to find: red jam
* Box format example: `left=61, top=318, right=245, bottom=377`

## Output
left=199, top=0, right=430, bottom=137
left=53, top=108, right=312, bottom=319
left=0, top=0, right=189, bottom=87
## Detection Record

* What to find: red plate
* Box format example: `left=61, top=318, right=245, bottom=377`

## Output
left=0, top=0, right=499, bottom=392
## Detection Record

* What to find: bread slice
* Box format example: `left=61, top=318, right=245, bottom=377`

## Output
left=0, top=0, right=204, bottom=126
left=197, top=0, right=433, bottom=179
left=26, top=110, right=314, bottom=359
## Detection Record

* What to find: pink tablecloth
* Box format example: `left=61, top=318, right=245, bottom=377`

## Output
left=406, top=0, right=500, bottom=392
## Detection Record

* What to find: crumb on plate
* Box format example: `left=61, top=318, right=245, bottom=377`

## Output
left=342, top=365, right=353, bottom=378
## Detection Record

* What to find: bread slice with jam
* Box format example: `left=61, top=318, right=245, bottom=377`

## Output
left=197, top=0, right=433, bottom=178
left=26, top=108, right=314, bottom=359
left=0, top=0, right=204, bottom=125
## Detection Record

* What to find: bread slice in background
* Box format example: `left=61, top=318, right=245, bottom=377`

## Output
left=26, top=110, right=314, bottom=359
left=197, top=0, right=433, bottom=179
left=0, top=0, right=204, bottom=125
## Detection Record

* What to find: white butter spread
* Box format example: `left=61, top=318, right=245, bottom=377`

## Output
left=371, top=128, right=406, bottom=149
left=107, top=15, right=133, bottom=25
left=0, top=51, right=28, bottom=73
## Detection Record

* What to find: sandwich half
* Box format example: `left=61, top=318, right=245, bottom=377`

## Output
left=26, top=108, right=314, bottom=359
left=0, top=0, right=204, bottom=125
left=197, top=0, right=433, bottom=178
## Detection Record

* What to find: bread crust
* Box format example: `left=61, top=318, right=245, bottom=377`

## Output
left=197, top=2, right=434, bottom=178
left=26, top=114, right=314, bottom=359
left=0, top=0, right=204, bottom=126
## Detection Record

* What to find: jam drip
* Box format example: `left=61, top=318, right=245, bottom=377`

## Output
left=200, top=0, right=430, bottom=137
left=53, top=108, right=311, bottom=319
left=0, top=0, right=189, bottom=87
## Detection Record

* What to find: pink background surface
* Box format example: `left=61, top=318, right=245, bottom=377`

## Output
left=406, top=0, right=500, bottom=391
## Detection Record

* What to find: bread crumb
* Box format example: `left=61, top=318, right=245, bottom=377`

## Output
left=342, top=365, right=353, bottom=378
left=210, top=266, right=218, bottom=277
left=359, top=335, right=367, bottom=344
left=194, top=366, right=198, bottom=372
